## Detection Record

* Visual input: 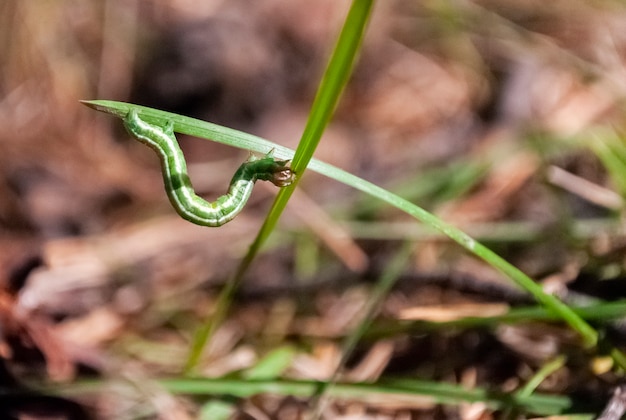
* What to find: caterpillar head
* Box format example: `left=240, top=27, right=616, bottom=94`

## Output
left=269, top=160, right=296, bottom=187
left=247, top=156, right=295, bottom=187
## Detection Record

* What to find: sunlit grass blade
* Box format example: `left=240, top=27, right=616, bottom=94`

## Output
left=517, top=356, right=567, bottom=398
left=239, top=0, right=376, bottom=269
left=81, top=100, right=291, bottom=158
left=53, top=376, right=579, bottom=416
left=364, top=299, right=626, bottom=339
left=182, top=0, right=375, bottom=373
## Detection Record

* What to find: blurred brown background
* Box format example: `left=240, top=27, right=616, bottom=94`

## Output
left=2, top=0, right=626, bottom=418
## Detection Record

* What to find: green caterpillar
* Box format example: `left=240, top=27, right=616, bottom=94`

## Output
left=123, top=109, right=295, bottom=227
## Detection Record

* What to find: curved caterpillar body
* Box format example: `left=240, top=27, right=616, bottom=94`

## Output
left=123, top=109, right=295, bottom=227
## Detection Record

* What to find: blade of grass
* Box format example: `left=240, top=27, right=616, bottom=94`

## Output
left=183, top=0, right=375, bottom=373
left=364, top=299, right=626, bottom=339
left=239, top=0, right=375, bottom=273
left=517, top=355, right=567, bottom=398
left=341, top=218, right=621, bottom=243
left=80, top=100, right=292, bottom=157
left=52, top=376, right=576, bottom=416
left=501, top=355, right=567, bottom=419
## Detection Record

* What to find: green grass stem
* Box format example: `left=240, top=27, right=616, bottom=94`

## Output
left=52, top=376, right=577, bottom=416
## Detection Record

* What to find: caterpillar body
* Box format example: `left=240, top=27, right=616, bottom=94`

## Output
left=123, top=109, right=294, bottom=227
